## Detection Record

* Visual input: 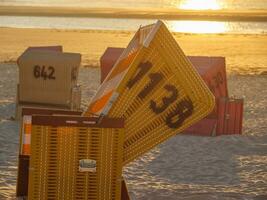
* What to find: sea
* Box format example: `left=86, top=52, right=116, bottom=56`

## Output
left=0, top=0, right=267, bottom=34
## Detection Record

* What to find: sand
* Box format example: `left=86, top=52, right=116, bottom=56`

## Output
left=0, top=64, right=267, bottom=199
left=0, top=27, right=267, bottom=74
left=0, top=28, right=267, bottom=199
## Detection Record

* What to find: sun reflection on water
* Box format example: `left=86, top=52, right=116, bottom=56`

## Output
left=179, top=0, right=221, bottom=10
left=166, top=20, right=227, bottom=34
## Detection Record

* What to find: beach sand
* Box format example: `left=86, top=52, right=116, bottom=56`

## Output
left=0, top=27, right=267, bottom=74
left=0, top=28, right=267, bottom=199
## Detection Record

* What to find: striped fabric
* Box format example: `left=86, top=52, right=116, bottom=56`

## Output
left=21, top=115, right=32, bottom=155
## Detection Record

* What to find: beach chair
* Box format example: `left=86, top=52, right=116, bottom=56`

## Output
left=28, top=115, right=124, bottom=200
left=17, top=107, right=130, bottom=200
left=16, top=46, right=81, bottom=120
left=16, top=108, right=82, bottom=197
left=85, top=20, right=215, bottom=165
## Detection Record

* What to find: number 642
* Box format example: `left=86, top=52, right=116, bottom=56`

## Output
left=33, top=65, right=56, bottom=80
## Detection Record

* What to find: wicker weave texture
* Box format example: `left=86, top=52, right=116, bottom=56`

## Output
left=28, top=116, right=124, bottom=200
left=113, top=22, right=215, bottom=164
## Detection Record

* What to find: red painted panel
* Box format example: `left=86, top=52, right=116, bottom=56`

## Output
left=217, top=97, right=227, bottom=135
left=216, top=98, right=244, bottom=135
left=183, top=118, right=217, bottom=136
left=235, top=99, right=244, bottom=134
left=100, top=47, right=124, bottom=83
left=188, top=56, right=228, bottom=98
left=183, top=56, right=228, bottom=136
left=228, top=100, right=236, bottom=134
left=188, top=56, right=227, bottom=118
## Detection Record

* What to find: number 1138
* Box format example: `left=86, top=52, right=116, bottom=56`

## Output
left=127, top=61, right=194, bottom=129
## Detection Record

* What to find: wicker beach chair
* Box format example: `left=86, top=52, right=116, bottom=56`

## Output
left=17, top=107, right=128, bottom=200
left=84, top=20, right=215, bottom=165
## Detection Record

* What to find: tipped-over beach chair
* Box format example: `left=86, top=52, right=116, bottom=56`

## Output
left=100, top=48, right=244, bottom=137
left=84, top=20, right=215, bottom=165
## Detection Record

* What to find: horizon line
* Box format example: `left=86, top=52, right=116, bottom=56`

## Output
left=1, top=6, right=267, bottom=22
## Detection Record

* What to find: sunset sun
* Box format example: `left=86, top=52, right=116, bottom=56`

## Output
left=179, top=0, right=221, bottom=10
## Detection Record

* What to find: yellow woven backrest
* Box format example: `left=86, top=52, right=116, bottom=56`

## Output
left=19, top=108, right=82, bottom=156
left=85, top=20, right=215, bottom=165
left=28, top=115, right=124, bottom=200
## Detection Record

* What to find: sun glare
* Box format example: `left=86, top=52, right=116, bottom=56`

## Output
left=179, top=0, right=221, bottom=10
left=166, top=20, right=227, bottom=34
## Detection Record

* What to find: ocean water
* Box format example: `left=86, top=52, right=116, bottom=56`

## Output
left=0, top=0, right=267, bottom=10
left=1, top=0, right=267, bottom=34
left=1, top=15, right=267, bottom=34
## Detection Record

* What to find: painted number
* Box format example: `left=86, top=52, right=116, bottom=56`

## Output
left=213, top=71, right=223, bottom=88
left=127, top=61, right=194, bottom=129
left=166, top=98, right=194, bottom=128
left=33, top=65, right=56, bottom=80
left=210, top=71, right=224, bottom=93
left=150, top=84, right=178, bottom=114
left=138, top=73, right=163, bottom=99
left=127, top=61, right=152, bottom=89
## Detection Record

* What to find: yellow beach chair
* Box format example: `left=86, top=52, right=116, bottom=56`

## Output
left=27, top=115, right=124, bottom=200
left=85, top=20, right=215, bottom=165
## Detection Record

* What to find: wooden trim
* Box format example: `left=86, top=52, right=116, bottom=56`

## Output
left=32, top=115, right=124, bottom=128
left=19, top=101, right=72, bottom=109
left=121, top=177, right=130, bottom=200
left=16, top=155, right=30, bottom=197
left=22, top=107, right=82, bottom=116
